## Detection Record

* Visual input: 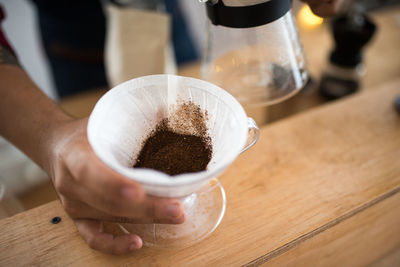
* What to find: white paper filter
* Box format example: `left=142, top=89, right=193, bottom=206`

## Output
left=87, top=74, right=248, bottom=197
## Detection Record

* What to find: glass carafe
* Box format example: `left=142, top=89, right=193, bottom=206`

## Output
left=201, top=0, right=308, bottom=106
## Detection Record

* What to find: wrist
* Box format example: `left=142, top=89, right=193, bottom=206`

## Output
left=41, top=115, right=76, bottom=177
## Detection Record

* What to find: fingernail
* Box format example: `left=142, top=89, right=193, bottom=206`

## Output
left=171, top=212, right=186, bottom=224
left=167, top=203, right=181, bottom=218
left=129, top=238, right=143, bottom=251
left=121, top=187, right=136, bottom=200
left=129, top=243, right=137, bottom=251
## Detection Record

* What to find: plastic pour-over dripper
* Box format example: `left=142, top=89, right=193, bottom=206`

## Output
left=87, top=74, right=259, bottom=247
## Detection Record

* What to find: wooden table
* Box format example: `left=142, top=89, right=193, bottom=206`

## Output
left=4, top=5, right=400, bottom=266
left=1, top=77, right=399, bottom=266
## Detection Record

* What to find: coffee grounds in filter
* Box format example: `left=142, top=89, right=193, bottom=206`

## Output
left=133, top=101, right=212, bottom=176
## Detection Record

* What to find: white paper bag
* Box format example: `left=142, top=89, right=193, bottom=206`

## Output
left=104, top=5, right=176, bottom=87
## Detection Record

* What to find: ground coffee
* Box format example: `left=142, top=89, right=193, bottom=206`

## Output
left=133, top=102, right=212, bottom=176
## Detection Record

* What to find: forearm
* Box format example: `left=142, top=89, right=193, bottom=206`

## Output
left=0, top=62, right=73, bottom=173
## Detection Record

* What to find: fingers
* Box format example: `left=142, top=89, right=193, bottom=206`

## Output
left=137, top=195, right=185, bottom=221
left=65, top=141, right=146, bottom=205
left=74, top=219, right=143, bottom=255
left=63, top=142, right=185, bottom=220
left=63, top=198, right=186, bottom=224
left=76, top=184, right=185, bottom=221
left=104, top=211, right=186, bottom=224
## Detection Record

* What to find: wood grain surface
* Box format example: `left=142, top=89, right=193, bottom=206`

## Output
left=262, top=192, right=400, bottom=267
left=1, top=77, right=399, bottom=266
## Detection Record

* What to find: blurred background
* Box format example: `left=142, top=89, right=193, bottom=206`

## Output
left=0, top=0, right=399, bottom=217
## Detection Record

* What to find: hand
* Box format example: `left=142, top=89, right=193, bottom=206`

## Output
left=47, top=118, right=186, bottom=254
left=301, top=0, right=345, bottom=17
left=0, top=65, right=185, bottom=255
